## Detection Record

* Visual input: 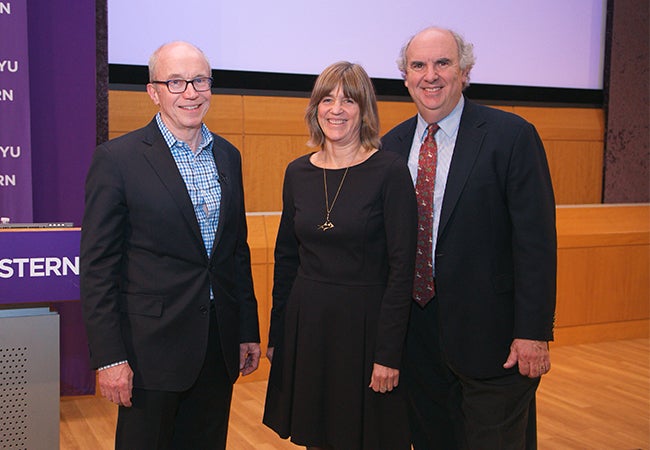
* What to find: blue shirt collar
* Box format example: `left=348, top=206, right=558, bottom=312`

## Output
left=155, top=112, right=214, bottom=151
left=416, top=95, right=465, bottom=141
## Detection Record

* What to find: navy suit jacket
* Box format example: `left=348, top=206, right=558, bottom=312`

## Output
left=382, top=98, right=556, bottom=378
left=81, top=118, right=260, bottom=391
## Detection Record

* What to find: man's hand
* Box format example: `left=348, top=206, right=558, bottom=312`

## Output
left=98, top=362, right=134, bottom=407
left=368, top=363, right=400, bottom=393
left=240, top=342, right=261, bottom=376
left=503, top=338, right=551, bottom=378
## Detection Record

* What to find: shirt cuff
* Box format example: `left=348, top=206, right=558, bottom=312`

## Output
left=97, top=360, right=128, bottom=371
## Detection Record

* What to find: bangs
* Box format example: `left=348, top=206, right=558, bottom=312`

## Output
left=311, top=63, right=367, bottom=104
left=305, top=61, right=380, bottom=150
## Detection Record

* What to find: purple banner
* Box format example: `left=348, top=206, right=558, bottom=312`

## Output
left=0, top=229, right=80, bottom=304
left=0, top=1, right=33, bottom=223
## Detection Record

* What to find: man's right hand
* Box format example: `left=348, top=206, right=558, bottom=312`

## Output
left=98, top=362, right=134, bottom=407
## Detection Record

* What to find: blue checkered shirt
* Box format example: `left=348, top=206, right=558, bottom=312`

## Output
left=155, top=113, right=221, bottom=257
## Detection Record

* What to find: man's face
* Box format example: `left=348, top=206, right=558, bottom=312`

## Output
left=404, top=29, right=468, bottom=124
left=146, top=43, right=211, bottom=138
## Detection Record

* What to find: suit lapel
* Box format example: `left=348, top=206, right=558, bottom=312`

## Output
left=392, top=116, right=418, bottom=158
left=141, top=121, right=205, bottom=251
left=438, top=101, right=487, bottom=240
left=210, top=138, right=231, bottom=258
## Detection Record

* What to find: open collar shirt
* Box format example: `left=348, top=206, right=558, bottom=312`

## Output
left=155, top=113, right=220, bottom=258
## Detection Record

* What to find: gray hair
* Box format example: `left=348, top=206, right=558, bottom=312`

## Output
left=396, top=27, right=476, bottom=89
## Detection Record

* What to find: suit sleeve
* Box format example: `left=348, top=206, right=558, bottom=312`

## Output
left=80, top=144, right=129, bottom=369
left=230, top=148, right=261, bottom=344
left=507, top=122, right=557, bottom=341
left=374, top=157, right=418, bottom=369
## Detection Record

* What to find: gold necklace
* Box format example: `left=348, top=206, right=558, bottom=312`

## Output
left=318, top=166, right=349, bottom=231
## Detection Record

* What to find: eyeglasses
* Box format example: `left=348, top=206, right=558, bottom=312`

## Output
left=151, top=77, right=213, bottom=94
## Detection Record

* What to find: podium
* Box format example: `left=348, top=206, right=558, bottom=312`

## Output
left=0, top=228, right=80, bottom=449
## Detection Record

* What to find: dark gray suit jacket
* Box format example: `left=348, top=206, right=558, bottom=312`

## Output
left=382, top=98, right=556, bottom=378
left=81, top=118, right=260, bottom=391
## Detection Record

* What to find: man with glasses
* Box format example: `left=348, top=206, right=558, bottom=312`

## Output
left=382, top=27, right=557, bottom=449
left=81, top=41, right=261, bottom=449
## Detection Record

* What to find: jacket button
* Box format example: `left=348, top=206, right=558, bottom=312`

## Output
left=199, top=305, right=208, bottom=315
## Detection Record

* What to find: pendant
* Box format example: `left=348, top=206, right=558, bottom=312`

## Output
left=318, top=220, right=334, bottom=231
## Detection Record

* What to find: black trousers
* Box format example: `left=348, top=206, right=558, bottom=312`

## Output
left=115, top=307, right=233, bottom=450
left=404, top=300, right=539, bottom=450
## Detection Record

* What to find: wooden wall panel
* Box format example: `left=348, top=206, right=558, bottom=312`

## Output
left=545, top=140, right=604, bottom=204
left=108, top=91, right=159, bottom=134
left=243, top=96, right=309, bottom=135
left=553, top=204, right=650, bottom=345
left=552, top=320, right=649, bottom=347
left=513, top=107, right=605, bottom=141
left=556, top=204, right=649, bottom=246
left=377, top=101, right=417, bottom=135
left=556, top=245, right=649, bottom=325
left=242, top=135, right=311, bottom=212
left=204, top=95, right=244, bottom=135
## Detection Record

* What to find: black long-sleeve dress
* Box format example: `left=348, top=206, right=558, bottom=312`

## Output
left=263, top=150, right=417, bottom=450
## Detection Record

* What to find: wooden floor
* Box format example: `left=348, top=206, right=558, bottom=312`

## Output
left=60, top=338, right=650, bottom=449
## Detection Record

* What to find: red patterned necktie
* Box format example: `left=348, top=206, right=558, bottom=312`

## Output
left=413, top=123, right=439, bottom=307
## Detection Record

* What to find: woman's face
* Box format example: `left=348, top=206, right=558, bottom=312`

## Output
left=317, top=84, right=362, bottom=147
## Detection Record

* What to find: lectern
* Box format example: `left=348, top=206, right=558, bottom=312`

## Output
left=0, top=227, right=80, bottom=449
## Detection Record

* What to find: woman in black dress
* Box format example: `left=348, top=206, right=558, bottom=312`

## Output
left=263, top=61, right=417, bottom=450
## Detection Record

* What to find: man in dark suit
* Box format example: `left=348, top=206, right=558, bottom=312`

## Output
left=80, top=41, right=260, bottom=449
left=382, top=27, right=556, bottom=450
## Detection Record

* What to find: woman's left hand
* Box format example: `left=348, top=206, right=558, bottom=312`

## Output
left=369, top=363, right=400, bottom=393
